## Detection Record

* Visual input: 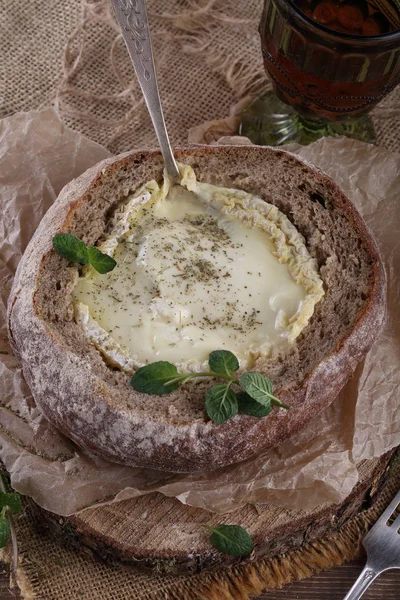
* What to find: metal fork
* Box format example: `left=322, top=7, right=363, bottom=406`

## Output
left=344, top=489, right=400, bottom=599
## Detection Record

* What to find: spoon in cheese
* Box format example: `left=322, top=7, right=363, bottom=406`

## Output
left=110, top=0, right=180, bottom=178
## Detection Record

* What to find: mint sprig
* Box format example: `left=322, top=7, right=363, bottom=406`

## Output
left=131, top=361, right=181, bottom=395
left=0, top=491, right=21, bottom=550
left=206, top=524, right=254, bottom=556
left=239, top=372, right=290, bottom=409
left=237, top=391, right=272, bottom=417
left=87, top=246, right=117, bottom=274
left=0, top=492, right=21, bottom=515
left=52, top=233, right=116, bottom=274
left=0, top=512, right=10, bottom=548
left=208, top=350, right=239, bottom=376
left=53, top=233, right=88, bottom=264
left=131, top=350, right=290, bottom=425
left=205, top=383, right=238, bottom=425
left=0, top=476, right=21, bottom=573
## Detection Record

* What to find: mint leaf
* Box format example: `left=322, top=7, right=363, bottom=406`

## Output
left=128, top=352, right=286, bottom=419
left=53, top=234, right=89, bottom=264
left=239, top=372, right=274, bottom=407
left=237, top=391, right=271, bottom=417
left=207, top=524, right=254, bottom=556
left=269, top=396, right=291, bottom=409
left=87, top=246, right=117, bottom=274
left=131, top=362, right=180, bottom=395
left=205, top=384, right=237, bottom=425
left=208, top=350, right=239, bottom=376
left=0, top=512, right=10, bottom=548
left=53, top=234, right=117, bottom=274
left=0, top=493, right=21, bottom=514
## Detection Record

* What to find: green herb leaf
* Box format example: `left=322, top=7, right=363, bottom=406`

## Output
left=53, top=234, right=117, bottom=274
left=269, top=396, right=291, bottom=409
left=0, top=493, right=21, bottom=514
left=87, top=246, right=117, bottom=274
left=0, top=512, right=10, bottom=548
left=52, top=234, right=89, bottom=265
left=237, top=391, right=272, bottom=417
left=207, top=524, right=254, bottom=556
left=129, top=351, right=286, bottom=419
left=131, top=362, right=180, bottom=395
left=205, top=384, right=238, bottom=425
left=208, top=350, right=239, bottom=376
left=239, top=372, right=275, bottom=407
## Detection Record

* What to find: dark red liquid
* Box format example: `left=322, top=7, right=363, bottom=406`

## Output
left=259, top=0, right=400, bottom=121
left=294, top=0, right=398, bottom=35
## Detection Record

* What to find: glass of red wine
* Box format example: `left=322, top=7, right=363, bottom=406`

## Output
left=240, top=0, right=400, bottom=145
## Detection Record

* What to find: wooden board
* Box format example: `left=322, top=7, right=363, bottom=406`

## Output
left=32, top=451, right=397, bottom=575
left=1, top=560, right=400, bottom=600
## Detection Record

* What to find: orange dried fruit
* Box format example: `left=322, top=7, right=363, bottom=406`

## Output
left=337, top=4, right=364, bottom=30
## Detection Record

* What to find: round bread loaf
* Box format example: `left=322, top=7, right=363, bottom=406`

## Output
left=7, top=145, right=386, bottom=473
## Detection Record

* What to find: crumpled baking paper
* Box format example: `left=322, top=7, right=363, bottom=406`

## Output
left=0, top=108, right=399, bottom=517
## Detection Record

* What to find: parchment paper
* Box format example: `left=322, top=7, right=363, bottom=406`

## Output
left=0, top=108, right=399, bottom=517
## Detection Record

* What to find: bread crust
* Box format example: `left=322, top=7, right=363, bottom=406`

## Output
left=8, top=146, right=386, bottom=473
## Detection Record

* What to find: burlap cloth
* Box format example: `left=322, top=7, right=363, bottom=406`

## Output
left=1, top=1, right=400, bottom=598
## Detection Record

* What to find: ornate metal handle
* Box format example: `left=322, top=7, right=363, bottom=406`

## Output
left=111, top=0, right=179, bottom=177
left=343, top=566, right=379, bottom=600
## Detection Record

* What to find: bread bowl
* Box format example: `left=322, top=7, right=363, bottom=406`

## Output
left=7, top=145, right=386, bottom=473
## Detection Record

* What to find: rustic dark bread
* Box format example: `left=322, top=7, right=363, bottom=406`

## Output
left=8, top=145, right=386, bottom=473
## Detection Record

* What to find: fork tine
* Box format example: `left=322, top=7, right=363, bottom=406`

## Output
left=392, top=513, right=400, bottom=531
left=372, top=490, right=400, bottom=527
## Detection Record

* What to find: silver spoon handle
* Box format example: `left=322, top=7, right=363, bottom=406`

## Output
left=111, top=0, right=179, bottom=178
left=343, top=565, right=379, bottom=600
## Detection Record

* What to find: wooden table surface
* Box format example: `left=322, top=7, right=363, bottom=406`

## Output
left=1, top=559, right=399, bottom=599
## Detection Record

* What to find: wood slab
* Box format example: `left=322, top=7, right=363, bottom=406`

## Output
left=30, top=450, right=397, bottom=575
left=1, top=560, right=400, bottom=600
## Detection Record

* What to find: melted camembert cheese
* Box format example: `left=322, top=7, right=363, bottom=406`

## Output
left=72, top=164, right=324, bottom=372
